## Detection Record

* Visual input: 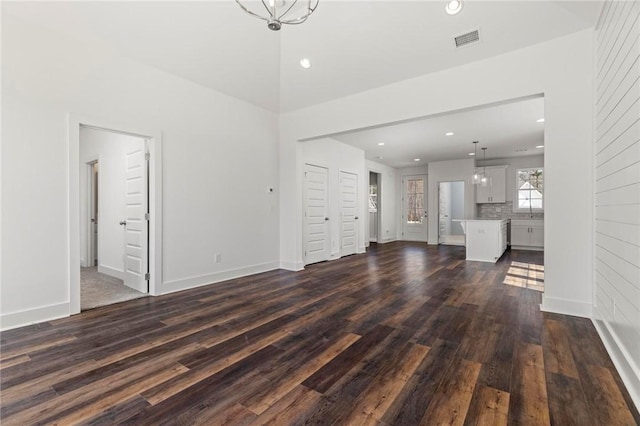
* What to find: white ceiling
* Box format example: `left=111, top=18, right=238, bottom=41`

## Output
left=4, top=1, right=603, bottom=113
left=331, top=96, right=545, bottom=168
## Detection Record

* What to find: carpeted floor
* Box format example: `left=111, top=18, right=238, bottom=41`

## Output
left=81, top=266, right=147, bottom=310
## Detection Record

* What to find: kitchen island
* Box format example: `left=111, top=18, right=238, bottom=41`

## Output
left=458, top=219, right=508, bottom=263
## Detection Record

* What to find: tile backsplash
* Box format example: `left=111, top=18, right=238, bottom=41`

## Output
left=477, top=201, right=544, bottom=220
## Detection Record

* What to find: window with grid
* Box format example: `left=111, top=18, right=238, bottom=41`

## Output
left=517, top=168, right=543, bottom=210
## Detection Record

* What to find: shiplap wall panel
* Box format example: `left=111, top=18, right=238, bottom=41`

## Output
left=597, top=215, right=640, bottom=245
left=596, top=121, right=640, bottom=165
left=595, top=0, right=640, bottom=389
left=597, top=5, right=639, bottom=86
left=596, top=136, right=639, bottom=178
left=597, top=259, right=640, bottom=304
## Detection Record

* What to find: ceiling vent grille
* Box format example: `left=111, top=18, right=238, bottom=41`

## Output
left=455, top=30, right=480, bottom=48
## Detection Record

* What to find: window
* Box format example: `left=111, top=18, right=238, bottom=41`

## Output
left=406, top=178, right=424, bottom=223
left=517, top=168, right=543, bottom=210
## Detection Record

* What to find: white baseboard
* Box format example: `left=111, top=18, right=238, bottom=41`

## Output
left=592, top=306, right=640, bottom=412
left=161, top=261, right=280, bottom=294
left=540, top=294, right=592, bottom=318
left=0, top=302, right=70, bottom=331
left=279, top=260, right=304, bottom=271
left=98, top=264, right=125, bottom=280
left=379, top=237, right=397, bottom=244
left=511, top=245, right=544, bottom=251
left=358, top=246, right=366, bottom=254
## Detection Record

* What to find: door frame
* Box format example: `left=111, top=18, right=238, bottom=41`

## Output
left=437, top=180, right=465, bottom=245
left=339, top=169, right=359, bottom=257
left=366, top=170, right=383, bottom=246
left=302, top=162, right=330, bottom=265
left=84, top=156, right=100, bottom=268
left=68, top=113, right=163, bottom=315
left=401, top=174, right=428, bottom=242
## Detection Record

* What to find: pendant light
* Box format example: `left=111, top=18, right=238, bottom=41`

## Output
left=480, top=147, right=489, bottom=187
left=472, top=141, right=483, bottom=185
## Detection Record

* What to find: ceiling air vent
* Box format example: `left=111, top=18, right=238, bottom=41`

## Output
left=454, top=29, right=480, bottom=48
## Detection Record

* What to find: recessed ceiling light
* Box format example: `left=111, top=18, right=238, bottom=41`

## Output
left=445, top=132, right=454, bottom=136
left=299, top=58, right=312, bottom=69
left=536, top=118, right=545, bottom=123
left=414, top=158, right=421, bottom=162
left=445, top=0, right=463, bottom=15
left=378, top=142, right=385, bottom=146
left=468, top=152, right=475, bottom=156
left=536, top=145, right=544, bottom=149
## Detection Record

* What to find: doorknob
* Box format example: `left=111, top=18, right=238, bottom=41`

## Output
left=355, top=216, right=359, bottom=220
left=119, top=220, right=127, bottom=226
left=325, top=217, right=329, bottom=221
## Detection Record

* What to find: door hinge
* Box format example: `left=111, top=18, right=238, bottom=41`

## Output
left=304, top=251, right=306, bottom=257
left=144, top=272, right=150, bottom=281
left=145, top=213, right=150, bottom=220
left=145, top=152, right=150, bottom=161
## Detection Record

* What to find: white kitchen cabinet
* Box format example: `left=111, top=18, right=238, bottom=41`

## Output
left=461, top=219, right=508, bottom=263
left=511, top=219, right=544, bottom=250
left=475, top=166, right=507, bottom=203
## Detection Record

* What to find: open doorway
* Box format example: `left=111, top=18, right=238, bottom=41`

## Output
left=79, top=126, right=149, bottom=310
left=438, top=181, right=465, bottom=246
left=368, top=171, right=380, bottom=243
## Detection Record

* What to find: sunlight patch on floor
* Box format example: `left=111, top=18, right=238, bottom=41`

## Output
left=503, top=262, right=544, bottom=291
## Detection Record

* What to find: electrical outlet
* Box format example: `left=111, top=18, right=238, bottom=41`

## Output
left=215, top=253, right=222, bottom=263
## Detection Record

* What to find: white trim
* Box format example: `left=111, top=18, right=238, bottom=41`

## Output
left=0, top=302, right=70, bottom=331
left=68, top=113, right=163, bottom=316
left=97, top=264, right=125, bottom=280
left=279, top=261, right=304, bottom=271
left=510, top=245, right=544, bottom=251
left=592, top=306, right=640, bottom=412
left=540, top=294, right=592, bottom=318
left=162, top=262, right=280, bottom=294
left=380, top=237, right=397, bottom=244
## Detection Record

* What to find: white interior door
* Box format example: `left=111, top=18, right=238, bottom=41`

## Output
left=304, top=164, right=330, bottom=265
left=123, top=140, right=148, bottom=293
left=402, top=175, right=428, bottom=242
left=340, top=171, right=358, bottom=256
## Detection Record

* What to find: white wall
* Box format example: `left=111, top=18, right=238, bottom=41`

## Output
left=479, top=154, right=544, bottom=206
left=367, top=160, right=397, bottom=244
left=279, top=29, right=594, bottom=317
left=301, top=138, right=366, bottom=260
left=79, top=128, right=145, bottom=279
left=1, top=14, right=280, bottom=329
left=593, top=0, right=640, bottom=410
left=427, top=159, right=476, bottom=245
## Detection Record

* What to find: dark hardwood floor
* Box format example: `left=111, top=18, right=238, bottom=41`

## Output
left=1, top=242, right=638, bottom=425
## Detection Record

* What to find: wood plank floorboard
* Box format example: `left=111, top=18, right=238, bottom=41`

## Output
left=1, top=242, right=638, bottom=425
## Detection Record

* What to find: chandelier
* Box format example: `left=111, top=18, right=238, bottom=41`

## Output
left=235, top=0, right=320, bottom=31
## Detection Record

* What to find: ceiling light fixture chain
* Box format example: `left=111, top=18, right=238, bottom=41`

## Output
left=480, top=147, right=489, bottom=186
left=235, top=0, right=319, bottom=31
left=472, top=141, right=482, bottom=185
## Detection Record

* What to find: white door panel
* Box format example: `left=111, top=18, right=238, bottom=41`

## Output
left=304, top=164, right=330, bottom=265
left=123, top=141, right=148, bottom=293
left=340, top=171, right=358, bottom=256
